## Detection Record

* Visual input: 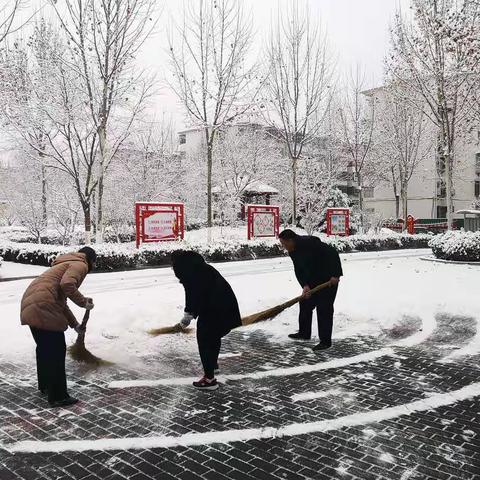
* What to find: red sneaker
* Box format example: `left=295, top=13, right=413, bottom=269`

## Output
left=193, top=376, right=219, bottom=391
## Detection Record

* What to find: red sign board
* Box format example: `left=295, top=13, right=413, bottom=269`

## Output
left=326, top=208, right=350, bottom=236
left=135, top=202, right=184, bottom=248
left=247, top=205, right=280, bottom=240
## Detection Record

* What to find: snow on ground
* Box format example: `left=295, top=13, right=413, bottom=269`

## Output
left=0, top=262, right=47, bottom=279
left=0, top=249, right=479, bottom=371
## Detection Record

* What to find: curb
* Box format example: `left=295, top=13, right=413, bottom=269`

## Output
left=420, top=256, right=480, bottom=266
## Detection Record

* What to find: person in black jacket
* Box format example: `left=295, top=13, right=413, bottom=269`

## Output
left=171, top=250, right=242, bottom=390
left=279, top=229, right=343, bottom=351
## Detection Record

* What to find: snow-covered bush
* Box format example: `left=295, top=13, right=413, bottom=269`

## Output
left=0, top=231, right=433, bottom=271
left=429, top=231, right=480, bottom=262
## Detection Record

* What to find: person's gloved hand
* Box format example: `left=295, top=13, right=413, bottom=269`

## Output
left=85, top=298, right=95, bottom=310
left=180, top=312, right=194, bottom=330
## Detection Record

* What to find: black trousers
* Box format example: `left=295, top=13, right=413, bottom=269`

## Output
left=298, top=285, right=338, bottom=342
left=29, top=327, right=68, bottom=403
left=196, top=326, right=222, bottom=379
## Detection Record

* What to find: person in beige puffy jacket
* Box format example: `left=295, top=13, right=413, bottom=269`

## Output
left=20, top=247, right=96, bottom=407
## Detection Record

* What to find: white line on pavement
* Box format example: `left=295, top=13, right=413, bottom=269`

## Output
left=7, top=382, right=480, bottom=454
left=107, top=348, right=395, bottom=389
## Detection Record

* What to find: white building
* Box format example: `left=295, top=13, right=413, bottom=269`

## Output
left=363, top=89, right=480, bottom=220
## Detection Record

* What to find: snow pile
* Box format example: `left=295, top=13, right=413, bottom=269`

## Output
left=430, top=231, right=480, bottom=262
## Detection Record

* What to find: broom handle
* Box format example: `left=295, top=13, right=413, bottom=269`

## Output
left=76, top=310, right=90, bottom=342
left=79, top=309, right=90, bottom=329
left=278, top=280, right=332, bottom=310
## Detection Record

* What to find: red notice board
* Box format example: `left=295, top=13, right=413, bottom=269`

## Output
left=135, top=202, right=184, bottom=248
left=326, top=208, right=350, bottom=236
left=247, top=205, right=280, bottom=240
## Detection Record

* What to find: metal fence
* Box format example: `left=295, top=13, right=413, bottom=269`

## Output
left=465, top=217, right=480, bottom=232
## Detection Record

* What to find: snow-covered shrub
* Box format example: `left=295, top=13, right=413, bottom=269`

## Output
left=0, top=231, right=433, bottom=272
left=429, top=231, right=480, bottom=262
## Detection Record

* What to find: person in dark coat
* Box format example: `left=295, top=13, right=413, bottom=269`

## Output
left=171, top=250, right=241, bottom=390
left=20, top=246, right=96, bottom=407
left=279, top=229, right=343, bottom=351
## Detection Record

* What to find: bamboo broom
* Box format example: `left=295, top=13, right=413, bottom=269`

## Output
left=68, top=310, right=112, bottom=366
left=148, top=281, right=332, bottom=336
left=241, top=280, right=332, bottom=326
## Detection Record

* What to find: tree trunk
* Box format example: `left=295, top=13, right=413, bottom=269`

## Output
left=207, top=141, right=213, bottom=228
left=357, top=171, right=364, bottom=230
left=84, top=203, right=92, bottom=245
left=40, top=163, right=47, bottom=228
left=292, top=157, right=298, bottom=225
left=96, top=125, right=107, bottom=243
left=445, top=152, right=453, bottom=230
left=401, top=183, right=408, bottom=231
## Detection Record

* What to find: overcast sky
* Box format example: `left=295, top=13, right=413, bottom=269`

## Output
left=137, top=0, right=411, bottom=130
left=12, top=0, right=411, bottom=133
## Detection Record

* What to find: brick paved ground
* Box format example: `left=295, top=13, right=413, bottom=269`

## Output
left=1, top=313, right=480, bottom=480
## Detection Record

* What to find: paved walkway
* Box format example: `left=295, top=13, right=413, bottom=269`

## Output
left=1, top=313, right=479, bottom=480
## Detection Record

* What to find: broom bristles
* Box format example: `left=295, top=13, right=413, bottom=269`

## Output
left=241, top=281, right=332, bottom=326
left=148, top=324, right=192, bottom=336
left=68, top=340, right=112, bottom=366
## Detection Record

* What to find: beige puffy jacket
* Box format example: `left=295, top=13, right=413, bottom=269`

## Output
left=20, top=253, right=89, bottom=332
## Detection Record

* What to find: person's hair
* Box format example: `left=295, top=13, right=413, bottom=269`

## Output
left=279, top=229, right=298, bottom=241
left=78, top=246, right=97, bottom=271
left=171, top=250, right=205, bottom=280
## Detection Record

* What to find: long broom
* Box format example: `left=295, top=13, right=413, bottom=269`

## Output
left=68, top=310, right=112, bottom=366
left=148, top=280, right=332, bottom=336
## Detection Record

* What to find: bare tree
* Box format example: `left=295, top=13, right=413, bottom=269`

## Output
left=262, top=1, right=334, bottom=224
left=375, top=86, right=433, bottom=226
left=338, top=67, right=376, bottom=229
left=168, top=0, right=258, bottom=228
left=0, top=0, right=23, bottom=45
left=49, top=0, right=158, bottom=243
left=0, top=19, right=63, bottom=228
left=388, top=0, right=480, bottom=228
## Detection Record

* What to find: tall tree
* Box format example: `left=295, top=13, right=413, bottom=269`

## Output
left=375, top=86, right=433, bottom=225
left=388, top=0, right=480, bottom=228
left=338, top=67, right=376, bottom=229
left=49, top=0, right=157, bottom=242
left=0, top=19, right=63, bottom=228
left=168, top=0, right=257, bottom=228
left=263, top=1, right=334, bottom=224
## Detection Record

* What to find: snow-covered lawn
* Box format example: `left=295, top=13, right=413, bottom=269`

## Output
left=1, top=248, right=478, bottom=371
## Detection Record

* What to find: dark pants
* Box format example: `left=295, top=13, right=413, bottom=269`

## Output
left=298, top=285, right=338, bottom=342
left=196, top=326, right=222, bottom=379
left=29, top=327, right=68, bottom=403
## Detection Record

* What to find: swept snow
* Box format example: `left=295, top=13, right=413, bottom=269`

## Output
left=7, top=382, right=480, bottom=453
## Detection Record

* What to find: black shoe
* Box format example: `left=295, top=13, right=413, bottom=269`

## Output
left=288, top=332, right=311, bottom=340
left=49, top=396, right=79, bottom=408
left=312, top=342, right=332, bottom=351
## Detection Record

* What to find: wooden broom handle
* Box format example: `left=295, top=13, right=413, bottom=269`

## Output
left=79, top=309, right=90, bottom=330
left=283, top=280, right=332, bottom=309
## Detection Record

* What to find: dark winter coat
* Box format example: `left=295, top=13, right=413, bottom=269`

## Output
left=290, top=235, right=343, bottom=288
left=172, top=251, right=242, bottom=336
left=20, top=253, right=89, bottom=332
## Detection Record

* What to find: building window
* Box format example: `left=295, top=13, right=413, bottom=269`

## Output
left=475, top=180, right=480, bottom=198
left=363, top=187, right=374, bottom=198
left=179, top=134, right=186, bottom=145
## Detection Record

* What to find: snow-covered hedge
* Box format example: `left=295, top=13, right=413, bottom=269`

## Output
left=429, top=231, right=480, bottom=262
left=0, top=232, right=433, bottom=272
